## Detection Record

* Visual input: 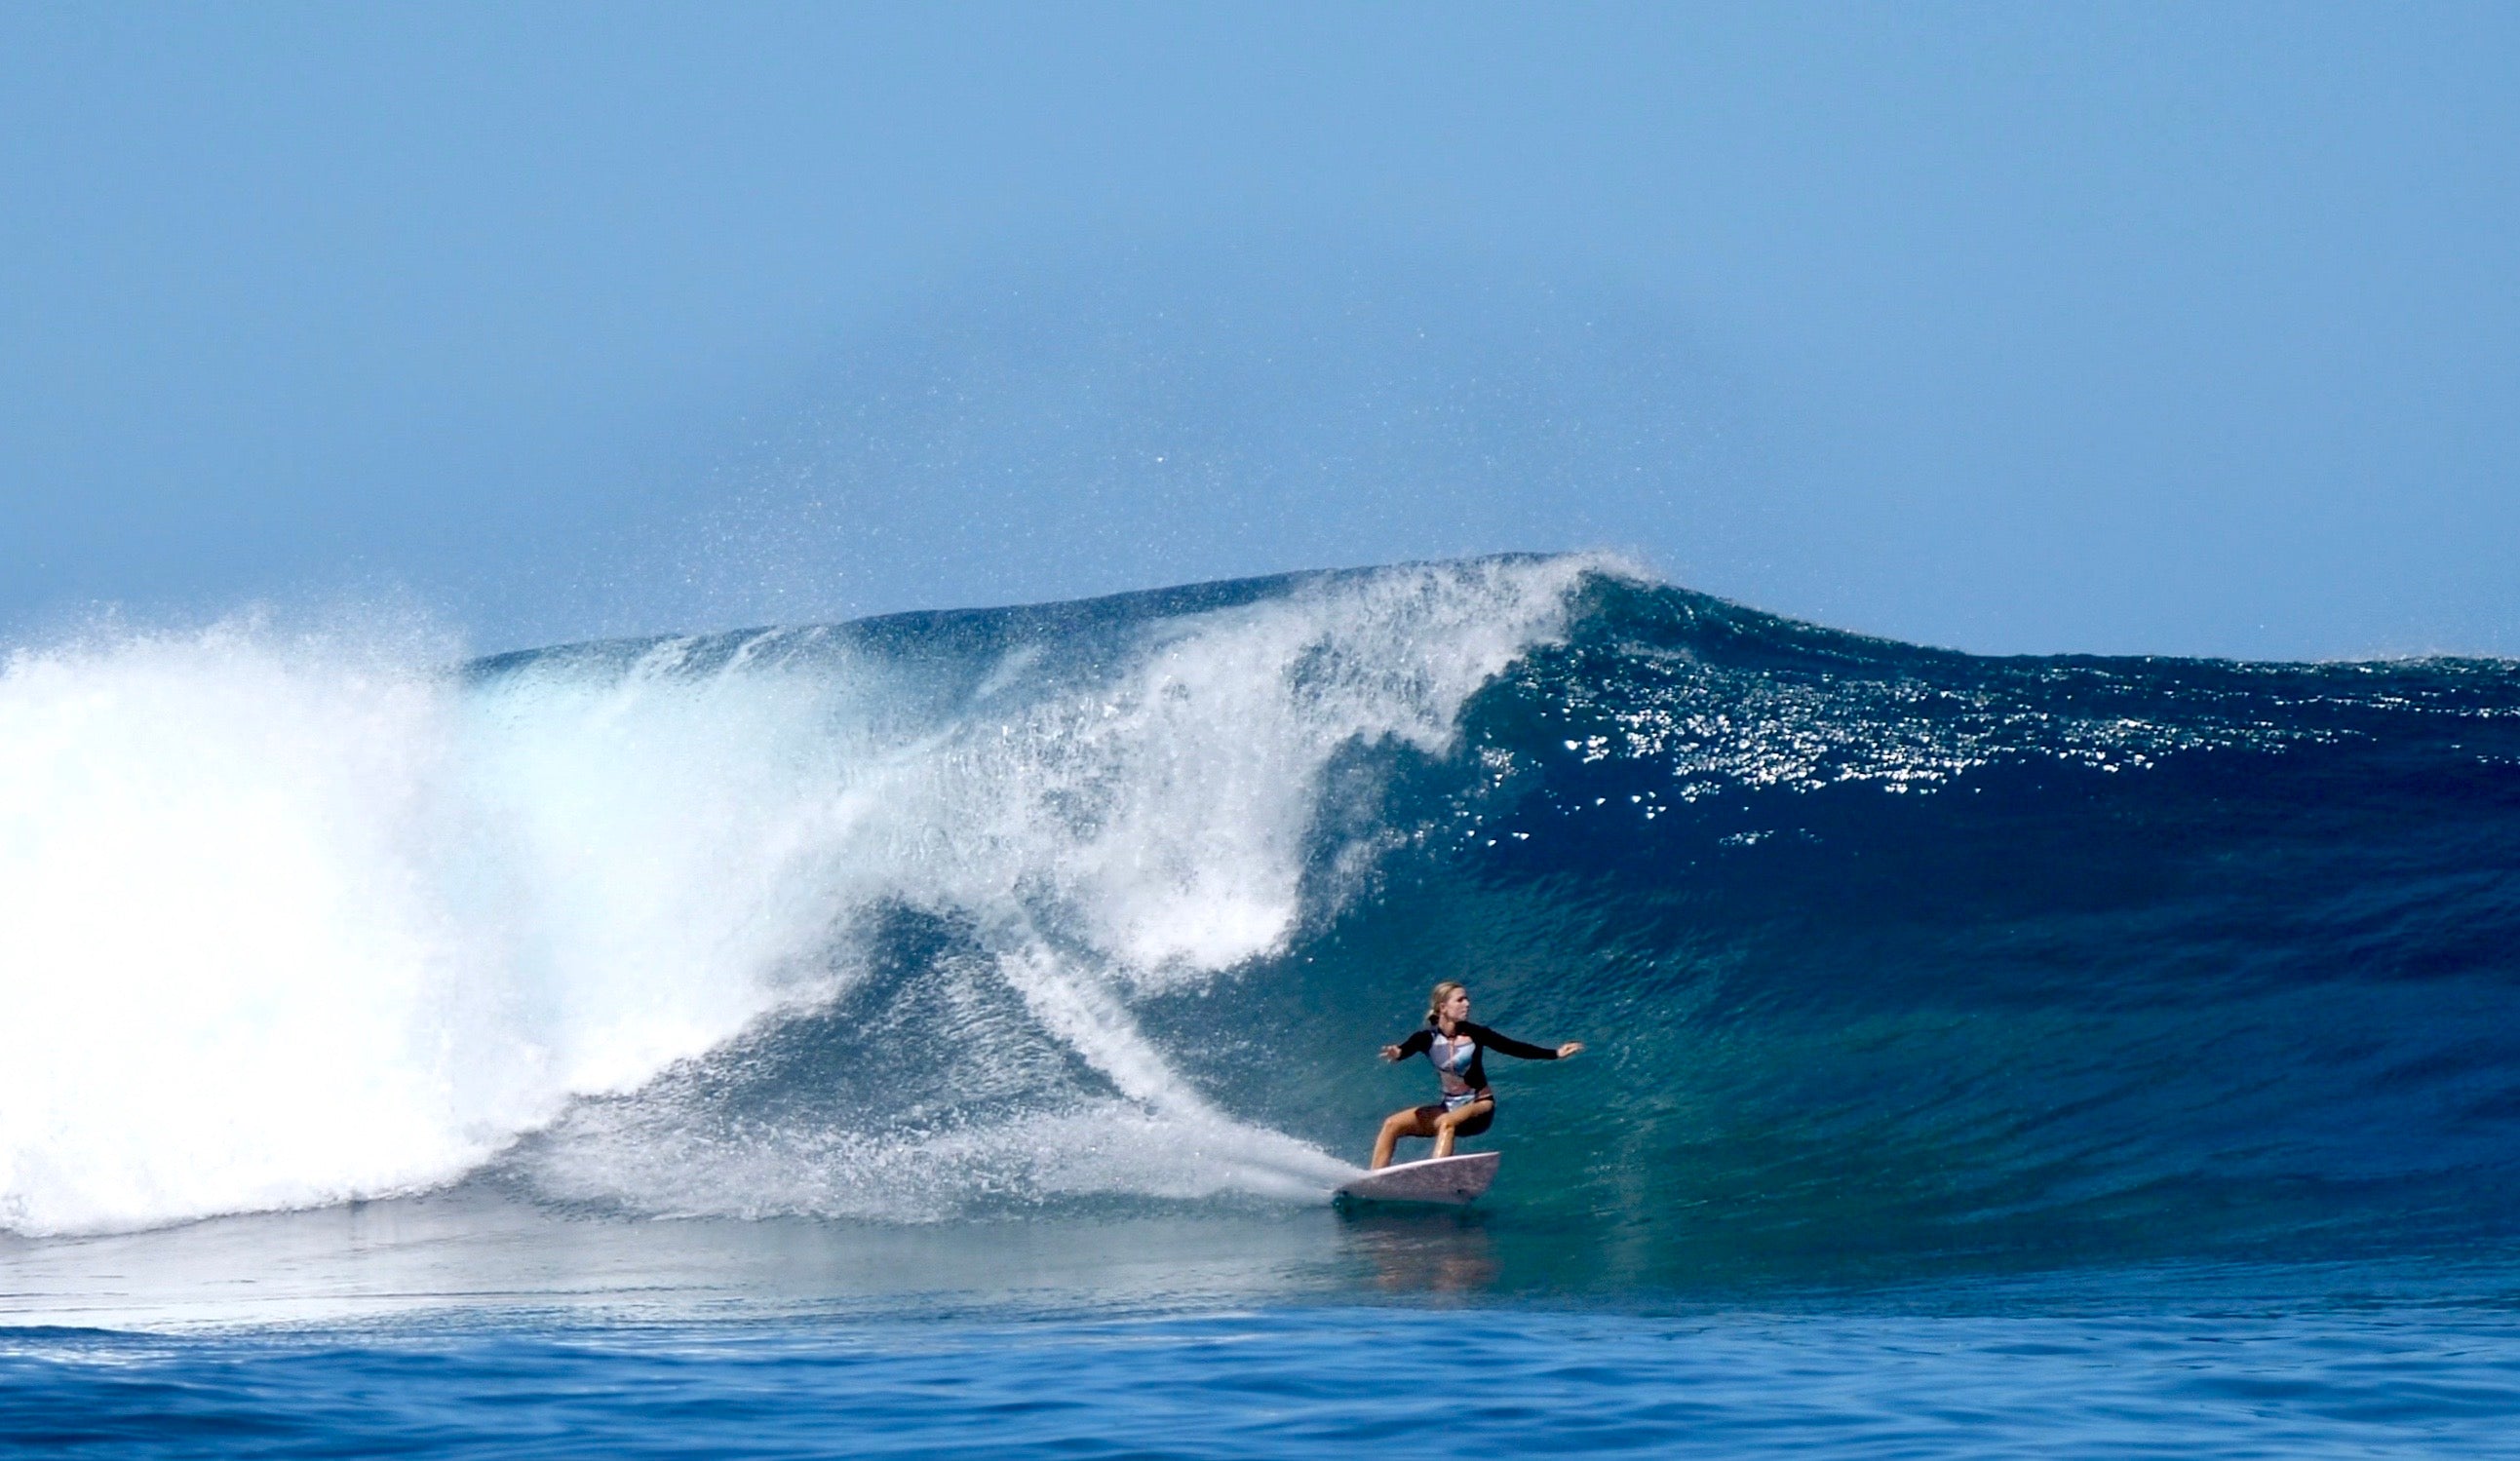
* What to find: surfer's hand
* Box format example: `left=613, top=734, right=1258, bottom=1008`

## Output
left=1378, top=1044, right=1403, bottom=1062
left=1557, top=1041, right=1585, bottom=1057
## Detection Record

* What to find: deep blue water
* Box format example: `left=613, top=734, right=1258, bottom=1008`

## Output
left=6, top=557, right=2518, bottom=1452
left=11, top=1304, right=2520, bottom=1458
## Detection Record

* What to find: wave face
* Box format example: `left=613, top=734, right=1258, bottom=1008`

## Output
left=6, top=557, right=2519, bottom=1276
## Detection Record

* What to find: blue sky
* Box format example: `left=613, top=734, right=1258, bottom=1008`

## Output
left=4, top=3, right=2514, bottom=657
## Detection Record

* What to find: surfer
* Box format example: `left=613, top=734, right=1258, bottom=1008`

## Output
left=1371, top=981, right=1581, bottom=1169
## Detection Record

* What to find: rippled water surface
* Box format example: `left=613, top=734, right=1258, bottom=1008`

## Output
left=10, top=1304, right=2520, bottom=1459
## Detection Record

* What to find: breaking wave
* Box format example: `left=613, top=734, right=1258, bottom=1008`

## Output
left=8, top=557, right=2520, bottom=1277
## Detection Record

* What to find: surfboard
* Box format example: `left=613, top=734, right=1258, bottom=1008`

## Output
left=1332, top=1151, right=1499, bottom=1206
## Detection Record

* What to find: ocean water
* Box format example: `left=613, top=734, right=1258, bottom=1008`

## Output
left=6, top=556, right=2519, bottom=1453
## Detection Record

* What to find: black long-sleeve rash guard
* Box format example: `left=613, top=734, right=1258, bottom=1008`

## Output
left=1392, top=1020, right=1561, bottom=1100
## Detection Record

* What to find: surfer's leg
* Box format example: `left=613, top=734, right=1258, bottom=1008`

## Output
left=1371, top=1105, right=1443, bottom=1169
left=1430, top=1098, right=1493, bottom=1158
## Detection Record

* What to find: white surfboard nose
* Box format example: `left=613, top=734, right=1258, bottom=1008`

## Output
left=1333, top=1151, right=1500, bottom=1206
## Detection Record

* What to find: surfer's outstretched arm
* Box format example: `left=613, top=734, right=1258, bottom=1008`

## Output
left=1464, top=1021, right=1583, bottom=1061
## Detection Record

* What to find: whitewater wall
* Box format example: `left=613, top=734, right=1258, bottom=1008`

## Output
left=0, top=558, right=1595, bottom=1235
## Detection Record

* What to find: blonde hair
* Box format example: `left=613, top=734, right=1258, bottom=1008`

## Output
left=1426, top=980, right=1467, bottom=1023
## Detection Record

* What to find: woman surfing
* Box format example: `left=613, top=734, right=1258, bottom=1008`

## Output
left=1371, top=980, right=1582, bottom=1169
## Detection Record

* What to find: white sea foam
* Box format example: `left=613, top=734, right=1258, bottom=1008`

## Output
left=0, top=558, right=1600, bottom=1234
left=0, top=620, right=541, bottom=1235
